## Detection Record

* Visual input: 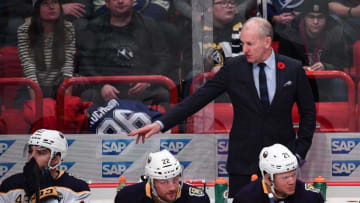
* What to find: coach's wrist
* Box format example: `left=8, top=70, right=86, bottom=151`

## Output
left=154, top=120, right=164, bottom=130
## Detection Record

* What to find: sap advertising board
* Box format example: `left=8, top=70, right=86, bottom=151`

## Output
left=3, top=133, right=360, bottom=182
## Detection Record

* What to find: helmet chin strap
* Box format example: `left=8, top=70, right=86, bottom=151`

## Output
left=47, top=151, right=61, bottom=170
left=270, top=181, right=288, bottom=200
left=150, top=178, right=170, bottom=203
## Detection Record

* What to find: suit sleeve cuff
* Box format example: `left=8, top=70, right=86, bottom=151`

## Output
left=155, top=120, right=164, bottom=130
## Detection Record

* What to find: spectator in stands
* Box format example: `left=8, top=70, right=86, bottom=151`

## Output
left=173, top=0, right=251, bottom=21
left=91, top=0, right=180, bottom=82
left=15, top=0, right=76, bottom=107
left=233, top=143, right=324, bottom=203
left=278, top=0, right=350, bottom=101
left=129, top=17, right=316, bottom=197
left=78, top=0, right=174, bottom=110
left=255, top=0, right=303, bottom=40
left=0, top=129, right=91, bottom=202
left=329, top=0, right=360, bottom=44
left=1, top=0, right=91, bottom=47
left=93, top=0, right=170, bottom=21
left=61, top=0, right=93, bottom=32
left=201, top=0, right=244, bottom=73
left=266, top=0, right=303, bottom=25
left=114, top=149, right=210, bottom=203
left=180, top=0, right=244, bottom=99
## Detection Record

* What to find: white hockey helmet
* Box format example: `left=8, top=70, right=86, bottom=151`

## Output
left=28, top=129, right=68, bottom=169
left=145, top=149, right=182, bottom=180
left=259, top=143, right=298, bottom=181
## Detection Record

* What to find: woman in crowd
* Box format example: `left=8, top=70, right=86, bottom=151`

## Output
left=16, top=0, right=75, bottom=104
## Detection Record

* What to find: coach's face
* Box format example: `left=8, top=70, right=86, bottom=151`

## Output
left=241, top=24, right=271, bottom=63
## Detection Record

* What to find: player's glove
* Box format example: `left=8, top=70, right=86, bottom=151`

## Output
left=23, top=157, right=41, bottom=200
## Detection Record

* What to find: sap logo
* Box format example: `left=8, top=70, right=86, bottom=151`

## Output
left=217, top=161, right=228, bottom=177
left=332, top=160, right=360, bottom=176
left=67, top=139, right=75, bottom=147
left=160, top=139, right=191, bottom=155
left=57, top=162, right=75, bottom=171
left=0, top=140, right=15, bottom=156
left=180, top=161, right=191, bottom=171
left=217, top=139, right=228, bottom=155
left=331, top=138, right=360, bottom=154
left=102, top=139, right=134, bottom=155
left=102, top=162, right=133, bottom=178
left=0, top=163, right=15, bottom=179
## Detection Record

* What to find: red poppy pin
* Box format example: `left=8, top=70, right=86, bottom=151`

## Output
left=277, top=62, right=285, bottom=70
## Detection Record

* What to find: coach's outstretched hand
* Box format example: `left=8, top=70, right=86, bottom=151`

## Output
left=128, top=122, right=161, bottom=144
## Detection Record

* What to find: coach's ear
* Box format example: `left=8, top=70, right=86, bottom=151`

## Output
left=265, top=36, right=272, bottom=49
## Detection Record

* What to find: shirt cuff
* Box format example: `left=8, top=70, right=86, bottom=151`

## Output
left=154, top=120, right=164, bottom=130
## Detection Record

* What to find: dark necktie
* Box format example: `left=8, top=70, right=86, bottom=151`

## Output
left=258, top=63, right=270, bottom=111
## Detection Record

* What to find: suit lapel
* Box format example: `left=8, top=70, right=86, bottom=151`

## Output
left=271, top=54, right=286, bottom=107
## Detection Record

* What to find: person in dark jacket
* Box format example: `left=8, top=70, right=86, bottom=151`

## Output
left=1, top=0, right=92, bottom=46
left=129, top=17, right=316, bottom=197
left=233, top=143, right=324, bottom=203
left=278, top=0, right=351, bottom=101
left=114, top=149, right=210, bottom=203
left=78, top=0, right=174, bottom=109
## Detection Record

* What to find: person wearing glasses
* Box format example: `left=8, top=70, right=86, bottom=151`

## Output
left=179, top=0, right=245, bottom=99
left=233, top=143, right=324, bottom=203
left=114, top=149, right=210, bottom=203
left=278, top=0, right=351, bottom=102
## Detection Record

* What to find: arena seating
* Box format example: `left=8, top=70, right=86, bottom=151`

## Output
left=55, top=75, right=179, bottom=133
left=0, top=45, right=359, bottom=134
left=186, top=71, right=356, bottom=133
left=0, top=47, right=23, bottom=108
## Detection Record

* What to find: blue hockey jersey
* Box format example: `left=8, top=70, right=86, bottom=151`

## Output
left=114, top=181, right=210, bottom=203
left=0, top=170, right=91, bottom=202
left=233, top=178, right=324, bottom=203
left=87, top=99, right=163, bottom=134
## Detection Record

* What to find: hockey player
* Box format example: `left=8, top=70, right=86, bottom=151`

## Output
left=0, top=129, right=91, bottom=202
left=233, top=143, right=324, bottom=203
left=114, top=149, right=210, bottom=203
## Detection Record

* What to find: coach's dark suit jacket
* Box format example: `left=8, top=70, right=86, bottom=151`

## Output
left=159, top=53, right=316, bottom=175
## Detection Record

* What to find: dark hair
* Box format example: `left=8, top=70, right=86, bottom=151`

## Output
left=29, top=0, right=67, bottom=71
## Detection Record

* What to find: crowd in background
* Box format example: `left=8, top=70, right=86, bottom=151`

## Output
left=0, top=0, right=358, bottom=133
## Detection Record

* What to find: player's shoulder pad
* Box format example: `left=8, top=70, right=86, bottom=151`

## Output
left=188, top=186, right=205, bottom=197
left=304, top=183, right=320, bottom=193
